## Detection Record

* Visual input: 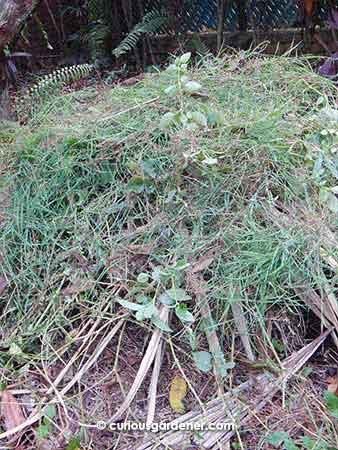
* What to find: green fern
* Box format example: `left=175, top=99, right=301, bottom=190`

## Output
left=28, top=63, right=94, bottom=98
left=113, top=9, right=170, bottom=58
left=190, top=33, right=211, bottom=56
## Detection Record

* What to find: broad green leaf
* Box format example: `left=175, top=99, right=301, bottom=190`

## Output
left=284, top=438, right=301, bottom=450
left=151, top=267, right=162, bottom=282
left=136, top=309, right=145, bottom=321
left=37, top=423, right=50, bottom=439
left=160, top=112, right=176, bottom=130
left=207, top=110, right=224, bottom=127
left=159, top=292, right=176, bottom=306
left=193, top=351, right=212, bottom=373
left=186, top=327, right=197, bottom=351
left=180, top=75, right=190, bottom=84
left=174, top=259, right=190, bottom=271
left=9, top=343, right=23, bottom=356
left=151, top=314, right=173, bottom=332
left=324, top=390, right=338, bottom=418
left=164, top=85, right=179, bottom=97
left=300, top=437, right=316, bottom=450
left=136, top=295, right=150, bottom=304
left=179, top=52, right=191, bottom=64
left=166, top=63, right=178, bottom=73
left=312, top=152, right=324, bottom=179
left=162, top=288, right=191, bottom=303
left=190, top=111, right=207, bottom=128
left=127, top=176, right=146, bottom=193
left=117, top=299, right=145, bottom=311
left=184, top=80, right=202, bottom=94
left=185, top=122, right=199, bottom=131
left=175, top=304, right=195, bottom=323
left=65, top=437, right=81, bottom=450
left=137, top=272, right=149, bottom=284
left=300, top=436, right=329, bottom=450
left=44, top=404, right=57, bottom=419
left=223, top=361, right=236, bottom=370
left=267, top=431, right=288, bottom=447
left=142, top=302, right=157, bottom=319
left=140, top=159, right=158, bottom=178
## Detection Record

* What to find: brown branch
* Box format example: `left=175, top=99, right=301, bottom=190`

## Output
left=0, top=0, right=42, bottom=51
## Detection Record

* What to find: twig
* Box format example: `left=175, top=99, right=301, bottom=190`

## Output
left=146, top=338, right=164, bottom=426
left=99, top=97, right=159, bottom=122
left=230, top=286, right=255, bottom=362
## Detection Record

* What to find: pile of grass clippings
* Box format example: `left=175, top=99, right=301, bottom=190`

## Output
left=0, top=51, right=338, bottom=450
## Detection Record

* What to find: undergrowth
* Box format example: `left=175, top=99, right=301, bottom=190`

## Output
left=1, top=51, right=338, bottom=448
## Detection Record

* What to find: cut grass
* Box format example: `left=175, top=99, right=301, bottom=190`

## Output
left=0, top=51, right=338, bottom=448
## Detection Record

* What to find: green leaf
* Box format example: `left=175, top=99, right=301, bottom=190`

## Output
left=37, top=423, right=50, bottom=439
left=166, top=63, right=178, bottom=73
left=284, top=438, right=301, bottom=450
left=190, top=111, right=207, bottom=128
left=164, top=85, right=179, bottom=97
left=268, top=431, right=289, bottom=447
left=137, top=272, right=149, bottom=284
left=223, top=361, right=236, bottom=370
left=300, top=436, right=329, bottom=450
left=301, top=437, right=316, bottom=450
left=9, top=343, right=24, bottom=356
left=165, top=288, right=191, bottom=302
left=186, top=327, right=197, bottom=351
left=136, top=294, right=150, bottom=304
left=142, top=302, right=157, bottom=319
left=151, top=267, right=163, bottom=282
left=324, top=390, right=338, bottom=418
left=117, top=299, right=145, bottom=311
left=207, top=110, right=224, bottom=127
left=43, top=404, right=57, bottom=419
left=140, top=160, right=157, bottom=178
left=160, top=112, right=176, bottom=130
left=312, top=152, right=324, bottom=179
left=179, top=52, right=191, bottom=64
left=65, top=437, right=81, bottom=450
left=193, top=351, right=212, bottom=373
left=159, top=292, right=176, bottom=306
left=174, top=259, right=190, bottom=271
left=151, top=314, right=173, bottom=332
left=175, top=304, right=194, bottom=323
left=127, top=176, right=146, bottom=193
left=136, top=308, right=146, bottom=321
left=183, top=80, right=202, bottom=94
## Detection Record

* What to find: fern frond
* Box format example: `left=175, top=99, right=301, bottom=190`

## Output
left=27, top=63, right=94, bottom=98
left=190, top=33, right=211, bottom=56
left=113, top=9, right=170, bottom=58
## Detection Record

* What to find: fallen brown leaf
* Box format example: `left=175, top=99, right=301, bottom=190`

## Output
left=0, top=390, right=25, bottom=436
left=120, top=74, right=145, bottom=86
left=191, top=256, right=214, bottom=274
left=62, top=279, right=92, bottom=296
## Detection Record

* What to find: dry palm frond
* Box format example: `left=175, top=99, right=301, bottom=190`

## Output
left=111, top=305, right=169, bottom=422
left=135, top=329, right=331, bottom=450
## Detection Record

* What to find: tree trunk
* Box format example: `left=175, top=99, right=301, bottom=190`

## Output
left=0, top=0, right=39, bottom=52
left=236, top=0, right=247, bottom=31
